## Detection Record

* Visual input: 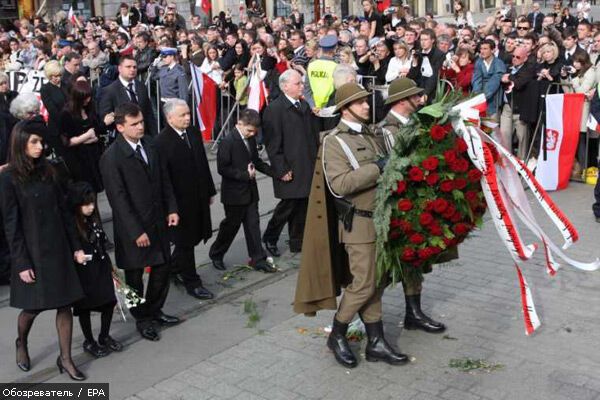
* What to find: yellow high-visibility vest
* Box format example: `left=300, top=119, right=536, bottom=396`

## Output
left=307, top=58, right=337, bottom=108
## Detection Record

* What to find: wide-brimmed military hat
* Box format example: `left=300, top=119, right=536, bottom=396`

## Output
left=334, top=83, right=370, bottom=113
left=384, top=77, right=424, bottom=105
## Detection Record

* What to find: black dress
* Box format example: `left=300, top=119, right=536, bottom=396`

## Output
left=59, top=110, right=104, bottom=192
left=72, top=218, right=116, bottom=315
left=0, top=167, right=84, bottom=310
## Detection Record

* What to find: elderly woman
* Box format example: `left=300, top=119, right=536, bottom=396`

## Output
left=0, top=72, right=18, bottom=168
left=40, top=60, right=67, bottom=156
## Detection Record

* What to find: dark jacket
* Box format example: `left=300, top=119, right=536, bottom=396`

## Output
left=0, top=168, right=84, bottom=309
left=0, top=90, right=18, bottom=165
left=262, top=95, right=320, bottom=199
left=527, top=12, right=545, bottom=34
left=98, top=78, right=158, bottom=137
left=155, top=125, right=216, bottom=247
left=408, top=47, right=446, bottom=102
left=40, top=82, right=68, bottom=154
left=99, top=134, right=177, bottom=270
left=217, top=129, right=272, bottom=206
left=503, top=61, right=539, bottom=122
left=135, top=46, right=158, bottom=75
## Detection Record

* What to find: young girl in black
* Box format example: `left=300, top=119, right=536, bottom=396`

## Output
left=68, top=182, right=123, bottom=357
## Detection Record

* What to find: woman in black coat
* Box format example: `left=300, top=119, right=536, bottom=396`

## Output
left=40, top=60, right=67, bottom=157
left=59, top=80, right=104, bottom=192
left=0, top=72, right=18, bottom=166
left=0, top=121, right=87, bottom=380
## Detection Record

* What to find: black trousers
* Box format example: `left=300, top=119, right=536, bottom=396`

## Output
left=172, top=245, right=202, bottom=289
left=262, top=198, right=308, bottom=251
left=124, top=263, right=171, bottom=329
left=209, top=201, right=266, bottom=263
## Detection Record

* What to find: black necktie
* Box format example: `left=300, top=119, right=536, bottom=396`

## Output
left=127, top=82, right=139, bottom=104
left=181, top=131, right=191, bottom=148
left=135, top=144, right=147, bottom=164
left=294, top=100, right=300, bottom=109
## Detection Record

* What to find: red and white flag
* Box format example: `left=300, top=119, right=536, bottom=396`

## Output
left=68, top=6, right=79, bottom=27
left=190, top=64, right=217, bottom=142
left=587, top=113, right=600, bottom=134
left=535, top=93, right=585, bottom=191
left=247, top=57, right=268, bottom=112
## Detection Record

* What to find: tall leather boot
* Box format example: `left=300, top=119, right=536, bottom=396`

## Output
left=404, top=294, right=446, bottom=333
left=363, top=320, right=408, bottom=365
left=327, top=318, right=357, bottom=368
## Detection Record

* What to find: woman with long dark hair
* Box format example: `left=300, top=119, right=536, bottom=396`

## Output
left=59, top=80, right=104, bottom=192
left=0, top=121, right=87, bottom=380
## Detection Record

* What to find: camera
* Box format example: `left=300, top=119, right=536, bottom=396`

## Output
left=384, top=7, right=397, bottom=14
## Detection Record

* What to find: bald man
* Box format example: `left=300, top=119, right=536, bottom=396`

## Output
left=499, top=46, right=537, bottom=159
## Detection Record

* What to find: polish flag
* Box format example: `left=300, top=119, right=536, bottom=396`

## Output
left=587, top=113, right=600, bottom=134
left=190, top=64, right=217, bottom=141
left=247, top=57, right=268, bottom=112
left=68, top=6, right=78, bottom=27
left=535, top=93, right=585, bottom=191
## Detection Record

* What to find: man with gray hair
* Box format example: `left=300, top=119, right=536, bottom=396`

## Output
left=154, top=99, right=216, bottom=300
left=261, top=69, right=320, bottom=256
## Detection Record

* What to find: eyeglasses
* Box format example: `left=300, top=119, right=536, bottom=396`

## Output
left=517, top=26, right=529, bottom=30
left=512, top=55, right=522, bottom=59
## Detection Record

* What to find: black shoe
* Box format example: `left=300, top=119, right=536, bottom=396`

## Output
left=363, top=320, right=408, bottom=365
left=264, top=241, right=281, bottom=257
left=98, top=335, right=124, bottom=352
left=83, top=340, right=109, bottom=358
left=404, top=294, right=446, bottom=333
left=254, top=260, right=277, bottom=273
left=595, top=217, right=600, bottom=223
left=56, top=357, right=86, bottom=381
left=15, top=338, right=30, bottom=372
left=154, top=312, right=180, bottom=326
left=212, top=259, right=227, bottom=271
left=326, top=318, right=357, bottom=368
left=138, top=325, right=160, bottom=341
left=186, top=285, right=214, bottom=300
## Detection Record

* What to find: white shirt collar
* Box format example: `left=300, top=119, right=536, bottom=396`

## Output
left=119, top=76, right=134, bottom=89
left=341, top=118, right=362, bottom=132
left=390, top=110, right=410, bottom=125
left=285, top=94, right=300, bottom=106
left=237, top=126, right=248, bottom=142
left=294, top=45, right=304, bottom=54
left=170, top=124, right=185, bottom=136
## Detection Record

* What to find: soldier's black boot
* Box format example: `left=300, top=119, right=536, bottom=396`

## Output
left=327, top=318, right=357, bottom=368
left=404, top=294, right=446, bottom=333
left=364, top=320, right=408, bottom=365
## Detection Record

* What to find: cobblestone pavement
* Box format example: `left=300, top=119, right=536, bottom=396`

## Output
left=123, top=183, right=600, bottom=400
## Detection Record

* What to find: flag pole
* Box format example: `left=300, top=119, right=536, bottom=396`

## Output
left=314, top=0, right=320, bottom=22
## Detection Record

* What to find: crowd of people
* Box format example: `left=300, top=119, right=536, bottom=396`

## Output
left=2, top=0, right=600, bottom=380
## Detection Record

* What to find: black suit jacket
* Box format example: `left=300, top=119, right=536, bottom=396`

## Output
left=39, top=83, right=68, bottom=155
left=155, top=125, right=216, bottom=246
left=217, top=129, right=272, bottom=206
left=408, top=47, right=446, bottom=103
left=262, top=95, right=319, bottom=199
left=561, top=46, right=587, bottom=66
left=99, top=134, right=177, bottom=270
left=527, top=12, right=544, bottom=33
left=98, top=78, right=158, bottom=136
left=503, top=61, right=538, bottom=122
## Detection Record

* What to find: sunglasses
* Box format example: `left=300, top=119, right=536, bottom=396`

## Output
left=517, top=26, right=529, bottom=30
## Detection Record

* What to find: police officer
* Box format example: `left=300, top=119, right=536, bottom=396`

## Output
left=378, top=77, right=449, bottom=333
left=305, top=35, right=337, bottom=111
left=321, top=83, right=408, bottom=368
left=154, top=47, right=189, bottom=103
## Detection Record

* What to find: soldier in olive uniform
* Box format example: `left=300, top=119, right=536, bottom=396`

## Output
left=377, top=78, right=451, bottom=334
left=318, top=83, right=408, bottom=368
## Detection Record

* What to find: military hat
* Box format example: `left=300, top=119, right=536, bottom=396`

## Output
left=319, top=34, right=337, bottom=51
left=160, top=47, right=177, bottom=57
left=334, top=83, right=370, bottom=113
left=384, top=77, right=424, bottom=105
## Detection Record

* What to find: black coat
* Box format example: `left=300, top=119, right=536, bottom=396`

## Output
left=40, top=82, right=68, bottom=155
left=262, top=95, right=319, bottom=199
left=0, top=168, right=84, bottom=309
left=99, top=134, right=177, bottom=270
left=527, top=12, right=544, bottom=34
left=408, top=47, right=446, bottom=103
left=98, top=79, right=158, bottom=137
left=503, top=61, right=539, bottom=123
left=0, top=90, right=18, bottom=165
left=155, top=125, right=216, bottom=247
left=217, top=129, right=272, bottom=206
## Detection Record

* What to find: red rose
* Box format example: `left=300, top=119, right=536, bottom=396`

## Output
left=429, top=224, right=443, bottom=236
left=440, top=180, right=454, bottom=192
left=426, top=173, right=439, bottom=186
left=468, top=168, right=483, bottom=182
left=422, top=156, right=439, bottom=171
left=424, top=200, right=435, bottom=211
left=430, top=125, right=447, bottom=141
left=450, top=211, right=463, bottom=223
left=390, top=230, right=401, bottom=240
left=453, top=178, right=467, bottom=190
left=396, top=180, right=407, bottom=194
left=443, top=149, right=458, bottom=164
left=401, top=247, right=417, bottom=261
left=408, top=166, right=424, bottom=182
left=453, top=222, right=471, bottom=235
left=409, top=233, right=426, bottom=245
left=442, top=204, right=456, bottom=219
left=456, top=158, right=470, bottom=172
left=398, top=220, right=414, bottom=233
left=417, top=247, right=433, bottom=260
left=430, top=246, right=442, bottom=255
left=456, top=138, right=469, bottom=153
left=419, top=212, right=434, bottom=226
left=465, top=190, right=479, bottom=203
left=390, top=218, right=403, bottom=229
left=433, top=198, right=449, bottom=213
left=397, top=199, right=413, bottom=212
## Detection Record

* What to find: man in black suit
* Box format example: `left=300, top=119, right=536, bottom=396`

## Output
left=99, top=55, right=158, bottom=138
left=99, top=103, right=180, bottom=342
left=209, top=109, right=276, bottom=273
left=562, top=27, right=587, bottom=66
left=155, top=99, right=216, bottom=300
left=526, top=2, right=544, bottom=34
left=407, top=29, right=445, bottom=104
left=261, top=69, right=320, bottom=256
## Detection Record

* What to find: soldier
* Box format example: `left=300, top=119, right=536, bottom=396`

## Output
left=294, top=83, right=408, bottom=368
left=377, top=77, right=450, bottom=333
